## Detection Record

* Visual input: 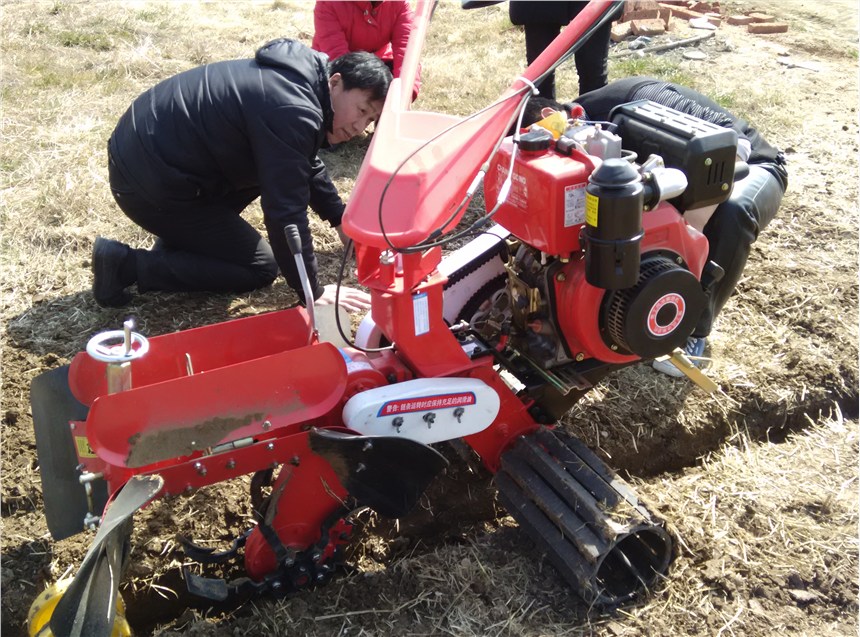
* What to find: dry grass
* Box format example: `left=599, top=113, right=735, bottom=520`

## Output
left=640, top=412, right=858, bottom=636
left=152, top=412, right=857, bottom=637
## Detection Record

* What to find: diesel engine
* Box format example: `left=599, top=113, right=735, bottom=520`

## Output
left=467, top=100, right=736, bottom=417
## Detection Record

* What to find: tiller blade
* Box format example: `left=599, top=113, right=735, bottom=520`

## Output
left=49, top=475, right=164, bottom=637
left=31, top=365, right=108, bottom=540
left=181, top=430, right=449, bottom=603
left=308, top=428, right=449, bottom=518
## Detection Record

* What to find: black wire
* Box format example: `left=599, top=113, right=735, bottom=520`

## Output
left=377, top=87, right=533, bottom=254
left=333, top=238, right=393, bottom=353
left=376, top=4, right=620, bottom=255
left=335, top=3, right=622, bottom=349
left=400, top=89, right=537, bottom=253
left=337, top=85, right=529, bottom=353
left=403, top=196, right=507, bottom=252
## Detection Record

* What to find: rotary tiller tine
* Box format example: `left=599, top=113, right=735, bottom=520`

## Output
left=49, top=475, right=163, bottom=637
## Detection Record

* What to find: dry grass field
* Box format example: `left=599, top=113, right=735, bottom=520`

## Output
left=1, top=1, right=858, bottom=636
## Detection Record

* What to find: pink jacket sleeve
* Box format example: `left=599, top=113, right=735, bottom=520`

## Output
left=312, top=1, right=351, bottom=61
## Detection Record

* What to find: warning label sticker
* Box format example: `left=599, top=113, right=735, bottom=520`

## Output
left=413, top=292, right=430, bottom=336
left=585, top=192, right=599, bottom=227
left=564, top=183, right=587, bottom=227
left=495, top=164, right=528, bottom=210
left=379, top=392, right=476, bottom=416
left=75, top=436, right=96, bottom=458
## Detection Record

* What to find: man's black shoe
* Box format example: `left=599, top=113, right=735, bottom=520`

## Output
left=92, top=237, right=133, bottom=307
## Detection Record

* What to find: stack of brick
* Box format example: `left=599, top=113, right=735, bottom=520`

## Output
left=657, top=1, right=720, bottom=11
left=612, top=0, right=672, bottom=41
left=611, top=1, right=788, bottom=44
left=655, top=2, right=722, bottom=27
left=726, top=11, right=789, bottom=33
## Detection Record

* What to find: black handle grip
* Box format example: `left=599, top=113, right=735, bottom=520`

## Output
left=734, top=161, right=750, bottom=182
left=284, top=224, right=302, bottom=257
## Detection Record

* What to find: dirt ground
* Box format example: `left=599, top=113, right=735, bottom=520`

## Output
left=1, top=1, right=858, bottom=636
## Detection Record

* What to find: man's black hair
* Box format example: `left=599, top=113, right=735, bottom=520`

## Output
left=506, top=95, right=573, bottom=136
left=520, top=96, right=570, bottom=128
left=329, top=52, right=393, bottom=103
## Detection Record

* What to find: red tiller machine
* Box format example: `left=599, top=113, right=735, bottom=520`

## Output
left=30, top=2, right=740, bottom=634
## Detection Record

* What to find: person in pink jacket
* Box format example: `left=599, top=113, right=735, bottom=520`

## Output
left=312, top=1, right=420, bottom=102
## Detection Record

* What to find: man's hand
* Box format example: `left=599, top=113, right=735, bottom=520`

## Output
left=316, top=283, right=371, bottom=313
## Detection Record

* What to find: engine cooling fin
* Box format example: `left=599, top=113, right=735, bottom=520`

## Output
left=496, top=427, right=673, bottom=606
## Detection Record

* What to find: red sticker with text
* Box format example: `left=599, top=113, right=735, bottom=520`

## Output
left=378, top=392, right=476, bottom=416
left=647, top=293, right=686, bottom=336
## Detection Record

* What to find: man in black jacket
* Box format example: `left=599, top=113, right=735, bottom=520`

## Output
left=93, top=38, right=391, bottom=310
left=523, top=77, right=788, bottom=375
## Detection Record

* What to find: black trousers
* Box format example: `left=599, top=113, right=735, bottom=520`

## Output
left=524, top=20, right=611, bottom=99
left=108, top=155, right=279, bottom=294
left=694, top=162, right=786, bottom=337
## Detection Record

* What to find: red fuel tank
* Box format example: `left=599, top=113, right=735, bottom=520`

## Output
left=485, top=136, right=600, bottom=256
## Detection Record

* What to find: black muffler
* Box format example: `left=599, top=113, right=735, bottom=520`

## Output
left=496, top=427, right=673, bottom=606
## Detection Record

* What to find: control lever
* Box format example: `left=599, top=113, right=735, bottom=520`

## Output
left=284, top=224, right=317, bottom=341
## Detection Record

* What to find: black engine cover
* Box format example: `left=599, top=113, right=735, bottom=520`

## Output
left=601, top=254, right=705, bottom=359
left=608, top=99, right=738, bottom=212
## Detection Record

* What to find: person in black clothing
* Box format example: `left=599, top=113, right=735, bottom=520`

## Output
left=523, top=77, right=788, bottom=375
left=508, top=1, right=622, bottom=100
left=93, top=38, right=391, bottom=311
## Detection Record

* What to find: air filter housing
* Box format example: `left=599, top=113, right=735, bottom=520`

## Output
left=609, top=99, right=738, bottom=211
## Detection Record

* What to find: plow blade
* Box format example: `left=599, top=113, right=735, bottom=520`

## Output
left=309, top=429, right=448, bottom=518
left=496, top=428, right=673, bottom=606
left=31, top=365, right=108, bottom=541
left=49, top=475, right=163, bottom=637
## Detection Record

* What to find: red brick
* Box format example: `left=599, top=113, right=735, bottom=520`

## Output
left=748, top=22, right=789, bottom=34
left=621, top=8, right=660, bottom=23
left=689, top=2, right=715, bottom=13
left=659, top=6, right=673, bottom=29
left=727, top=14, right=755, bottom=25
left=631, top=18, right=667, bottom=36
left=747, top=12, right=775, bottom=22
left=658, top=3, right=706, bottom=21
left=611, top=22, right=633, bottom=42
left=622, top=0, right=660, bottom=14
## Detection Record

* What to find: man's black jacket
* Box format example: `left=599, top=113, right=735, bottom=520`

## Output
left=109, top=38, right=342, bottom=300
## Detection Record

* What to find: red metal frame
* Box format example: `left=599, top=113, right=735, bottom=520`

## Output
left=69, top=307, right=315, bottom=406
